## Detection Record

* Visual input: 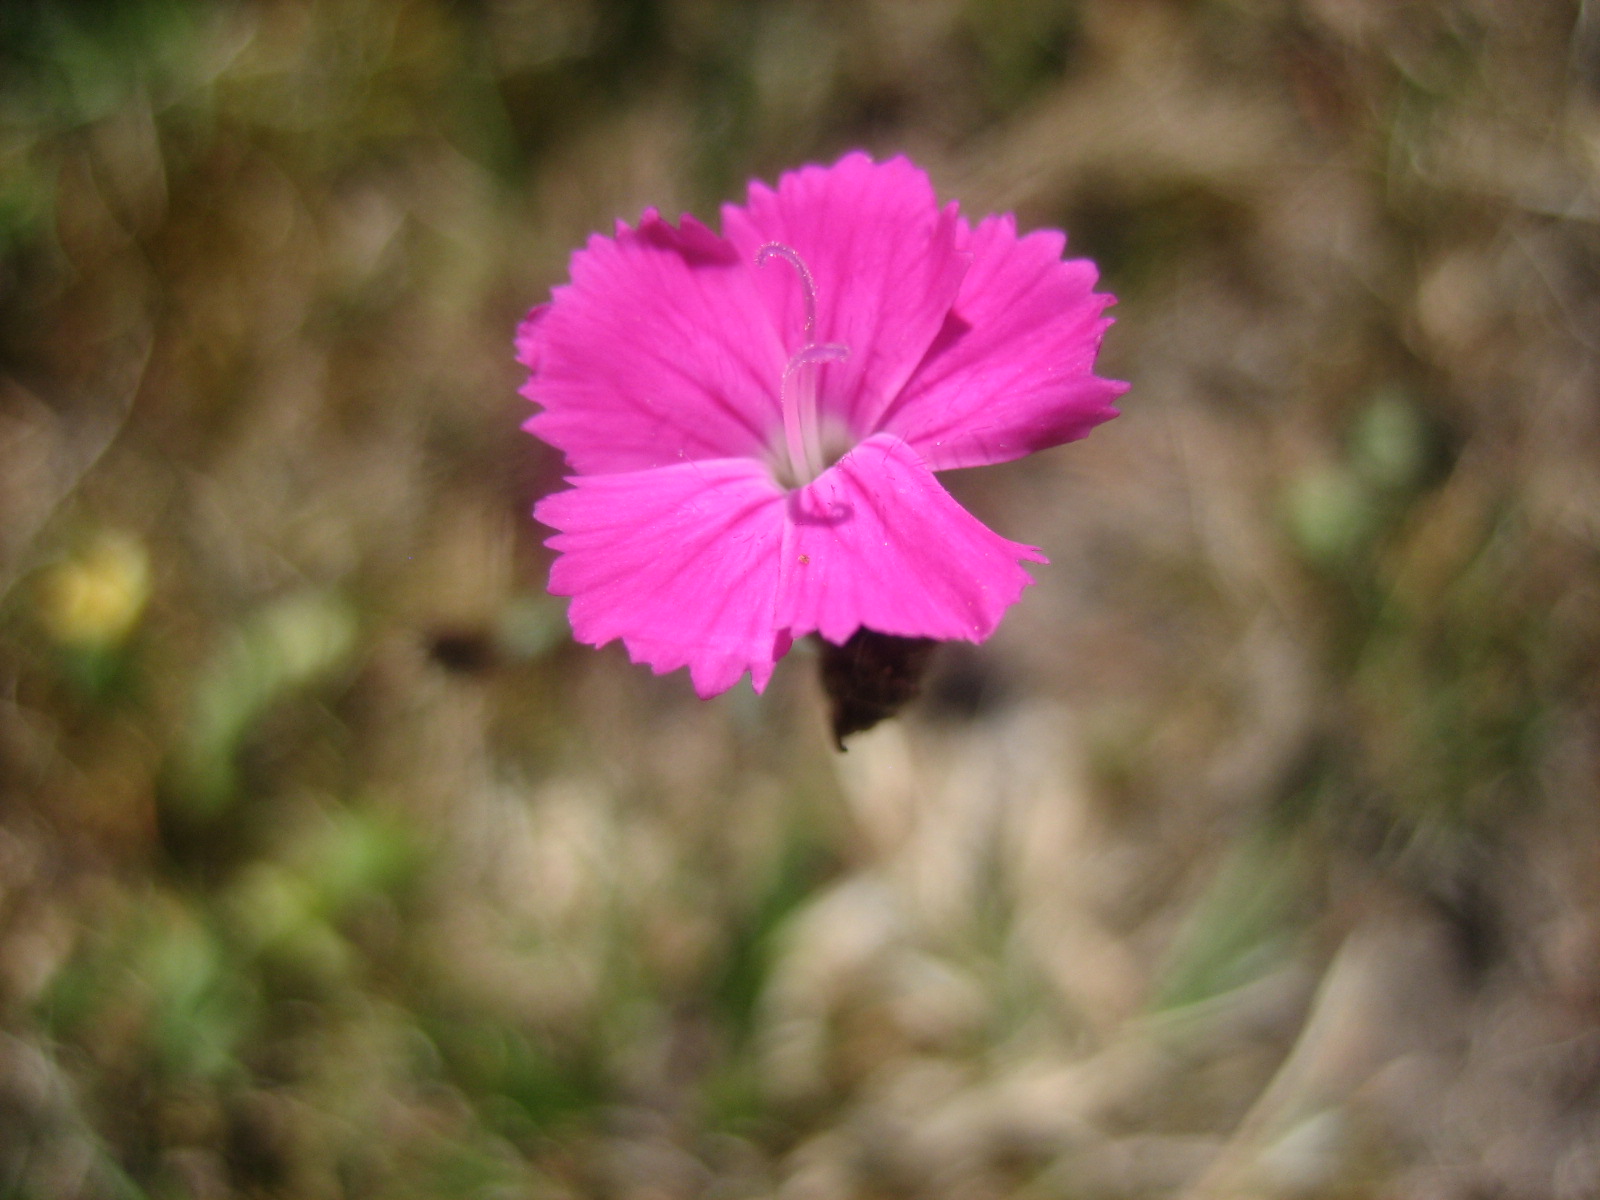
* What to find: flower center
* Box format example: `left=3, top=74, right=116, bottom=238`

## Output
left=757, top=242, right=849, bottom=487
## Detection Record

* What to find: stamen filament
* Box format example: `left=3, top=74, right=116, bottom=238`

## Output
left=758, top=243, right=849, bottom=484
left=787, top=344, right=847, bottom=480
left=756, top=243, right=818, bottom=339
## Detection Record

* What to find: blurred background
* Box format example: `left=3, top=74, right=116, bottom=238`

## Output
left=3, top=0, right=1599, bottom=1196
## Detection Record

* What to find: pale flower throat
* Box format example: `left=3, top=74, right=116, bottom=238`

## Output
left=756, top=243, right=850, bottom=488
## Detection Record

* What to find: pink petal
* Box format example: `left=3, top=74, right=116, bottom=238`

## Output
left=524, top=211, right=788, bottom=475
left=536, top=458, right=790, bottom=697
left=721, top=153, right=969, bottom=440
left=775, top=433, right=1046, bottom=646
left=878, top=214, right=1126, bottom=471
left=514, top=303, right=548, bottom=370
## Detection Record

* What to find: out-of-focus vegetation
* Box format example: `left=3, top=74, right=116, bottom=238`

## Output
left=2, top=0, right=1599, bottom=1196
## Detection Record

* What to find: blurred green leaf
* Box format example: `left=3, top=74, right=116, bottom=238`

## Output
left=167, top=591, right=359, bottom=817
left=1284, top=463, right=1380, bottom=567
left=1351, top=388, right=1430, bottom=492
left=1154, top=835, right=1307, bottom=1012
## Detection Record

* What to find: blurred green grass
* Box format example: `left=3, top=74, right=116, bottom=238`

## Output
left=3, top=1, right=1600, bottom=1197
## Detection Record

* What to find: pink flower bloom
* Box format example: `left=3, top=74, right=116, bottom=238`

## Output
left=519, top=153, right=1125, bottom=698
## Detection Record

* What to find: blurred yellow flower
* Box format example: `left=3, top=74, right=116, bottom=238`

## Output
left=37, top=531, right=151, bottom=649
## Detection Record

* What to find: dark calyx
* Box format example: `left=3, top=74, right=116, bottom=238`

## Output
left=818, top=629, right=938, bottom=750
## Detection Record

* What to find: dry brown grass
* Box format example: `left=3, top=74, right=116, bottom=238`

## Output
left=2, top=1, right=1599, bottom=1196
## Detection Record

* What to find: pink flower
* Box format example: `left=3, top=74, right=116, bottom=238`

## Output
left=519, top=153, right=1125, bottom=698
